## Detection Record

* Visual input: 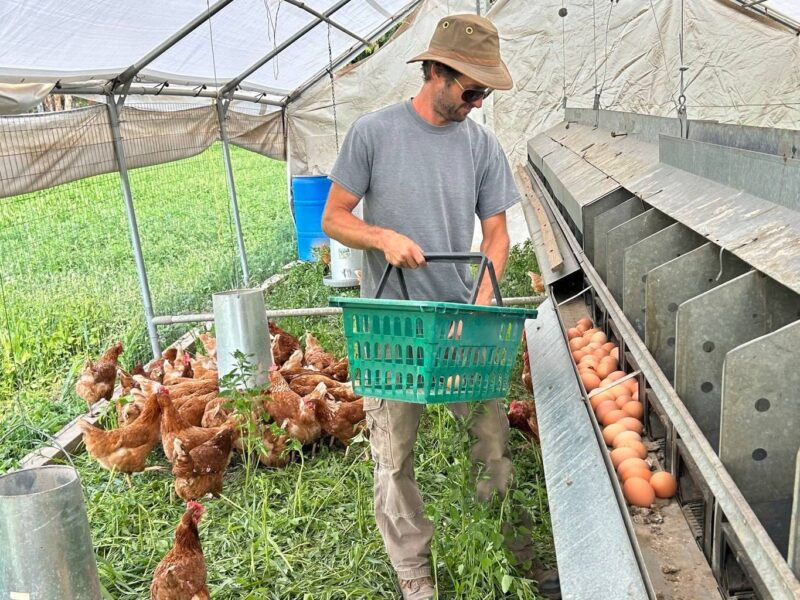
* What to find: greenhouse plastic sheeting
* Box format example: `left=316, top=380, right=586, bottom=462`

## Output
left=0, top=0, right=410, bottom=96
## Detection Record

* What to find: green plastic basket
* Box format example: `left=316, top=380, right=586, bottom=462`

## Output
left=329, top=253, right=537, bottom=404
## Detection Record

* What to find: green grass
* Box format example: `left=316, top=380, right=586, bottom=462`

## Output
left=0, top=145, right=294, bottom=469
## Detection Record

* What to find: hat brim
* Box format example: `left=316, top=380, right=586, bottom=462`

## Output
left=407, top=50, right=513, bottom=91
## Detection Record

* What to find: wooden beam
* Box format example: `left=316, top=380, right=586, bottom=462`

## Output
left=516, top=164, right=564, bottom=272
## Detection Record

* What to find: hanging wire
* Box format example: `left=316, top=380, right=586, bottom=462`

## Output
left=598, top=0, right=616, bottom=101
left=560, top=2, right=568, bottom=109
left=327, top=22, right=340, bottom=153
left=207, top=0, right=241, bottom=288
left=263, top=0, right=283, bottom=79
left=677, top=0, right=688, bottom=129
left=648, top=0, right=679, bottom=113
left=592, top=0, right=599, bottom=107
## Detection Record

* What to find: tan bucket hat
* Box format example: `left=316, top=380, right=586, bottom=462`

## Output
left=407, top=14, right=513, bottom=91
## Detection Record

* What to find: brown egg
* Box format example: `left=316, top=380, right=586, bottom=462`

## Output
left=621, top=467, right=653, bottom=483
left=590, top=331, right=608, bottom=344
left=595, top=401, right=618, bottom=421
left=608, top=371, right=626, bottom=381
left=580, top=371, right=601, bottom=392
left=584, top=342, right=602, bottom=352
left=623, top=478, right=655, bottom=507
left=577, top=318, right=593, bottom=331
left=602, top=342, right=616, bottom=353
left=601, top=409, right=628, bottom=427
left=618, top=417, right=643, bottom=434
left=572, top=350, right=587, bottom=362
left=614, top=394, right=633, bottom=409
left=610, top=347, right=619, bottom=360
left=611, top=447, right=639, bottom=469
left=650, top=472, right=677, bottom=498
left=612, top=430, right=642, bottom=449
left=596, top=361, right=615, bottom=380
left=608, top=384, right=630, bottom=399
left=632, top=390, right=639, bottom=401
left=569, top=337, right=587, bottom=351
left=625, top=379, right=639, bottom=396
left=615, top=438, right=647, bottom=459
left=579, top=354, right=599, bottom=366
left=622, top=401, right=644, bottom=419
left=617, top=457, right=648, bottom=477
left=583, top=328, right=599, bottom=338
left=567, top=327, right=582, bottom=340
left=592, top=348, right=609, bottom=360
left=603, top=423, right=627, bottom=445
left=590, top=391, right=615, bottom=410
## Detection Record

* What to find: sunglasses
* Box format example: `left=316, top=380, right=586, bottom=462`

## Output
left=453, top=77, right=493, bottom=104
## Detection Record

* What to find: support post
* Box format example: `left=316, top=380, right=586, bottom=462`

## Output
left=216, top=99, right=250, bottom=286
left=285, top=112, right=294, bottom=226
left=107, top=97, right=161, bottom=358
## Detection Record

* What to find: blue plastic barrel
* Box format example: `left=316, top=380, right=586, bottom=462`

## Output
left=292, top=175, right=331, bottom=262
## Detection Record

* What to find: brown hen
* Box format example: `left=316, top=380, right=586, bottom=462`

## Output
left=159, top=388, right=237, bottom=463
left=268, top=320, right=301, bottom=366
left=75, top=341, right=123, bottom=407
left=264, top=369, right=322, bottom=445
left=78, top=389, right=161, bottom=473
left=150, top=501, right=209, bottom=600
left=172, top=427, right=234, bottom=501
left=303, top=333, right=336, bottom=371
left=315, top=395, right=366, bottom=445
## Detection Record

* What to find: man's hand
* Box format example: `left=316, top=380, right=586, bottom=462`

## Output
left=381, top=231, right=427, bottom=269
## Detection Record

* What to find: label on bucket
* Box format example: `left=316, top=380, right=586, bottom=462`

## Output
left=10, top=592, right=31, bottom=600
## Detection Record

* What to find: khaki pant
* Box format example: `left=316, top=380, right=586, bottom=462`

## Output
left=364, top=397, right=512, bottom=580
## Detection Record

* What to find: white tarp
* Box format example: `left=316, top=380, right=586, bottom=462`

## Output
left=0, top=0, right=413, bottom=96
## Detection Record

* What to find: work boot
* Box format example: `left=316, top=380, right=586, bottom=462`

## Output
left=530, top=561, right=561, bottom=600
left=399, top=575, right=435, bottom=600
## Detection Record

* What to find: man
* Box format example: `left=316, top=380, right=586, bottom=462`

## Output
left=323, top=14, right=540, bottom=600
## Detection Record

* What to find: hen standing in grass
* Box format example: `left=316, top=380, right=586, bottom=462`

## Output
left=75, top=341, right=123, bottom=407
left=172, top=427, right=235, bottom=501
left=268, top=320, right=301, bottom=366
left=150, top=501, right=209, bottom=600
left=314, top=394, right=366, bottom=445
left=264, top=368, right=322, bottom=444
left=303, top=332, right=336, bottom=371
left=158, top=387, right=238, bottom=463
left=507, top=399, right=539, bottom=443
left=78, top=390, right=162, bottom=473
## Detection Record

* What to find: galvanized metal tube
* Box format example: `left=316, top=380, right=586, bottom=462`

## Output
left=212, top=289, right=273, bottom=388
left=527, top=164, right=800, bottom=598
left=107, top=99, right=161, bottom=358
left=0, top=466, right=101, bottom=599
left=217, top=101, right=250, bottom=286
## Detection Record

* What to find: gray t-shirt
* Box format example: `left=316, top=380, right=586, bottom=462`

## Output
left=329, top=100, right=520, bottom=303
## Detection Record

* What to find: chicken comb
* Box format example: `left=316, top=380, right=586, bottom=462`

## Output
left=269, top=364, right=279, bottom=372
left=187, top=500, right=205, bottom=518
left=158, top=386, right=170, bottom=395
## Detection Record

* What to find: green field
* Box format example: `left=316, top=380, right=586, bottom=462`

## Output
left=0, top=144, right=294, bottom=468
left=0, top=143, right=552, bottom=598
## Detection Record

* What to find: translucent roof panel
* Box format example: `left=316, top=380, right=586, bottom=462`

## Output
left=0, top=0, right=409, bottom=96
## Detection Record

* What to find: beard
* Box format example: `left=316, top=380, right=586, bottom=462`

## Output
left=433, top=88, right=471, bottom=123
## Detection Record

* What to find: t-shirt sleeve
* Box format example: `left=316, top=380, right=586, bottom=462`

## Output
left=475, top=136, right=521, bottom=220
left=329, top=120, right=371, bottom=198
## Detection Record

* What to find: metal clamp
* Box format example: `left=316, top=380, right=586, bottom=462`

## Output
left=374, top=252, right=503, bottom=306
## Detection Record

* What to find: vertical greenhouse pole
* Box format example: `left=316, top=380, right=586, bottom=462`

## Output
left=107, top=97, right=162, bottom=358
left=216, top=99, right=250, bottom=286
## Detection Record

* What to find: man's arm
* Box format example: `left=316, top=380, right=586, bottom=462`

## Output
left=475, top=211, right=511, bottom=306
left=322, top=182, right=427, bottom=268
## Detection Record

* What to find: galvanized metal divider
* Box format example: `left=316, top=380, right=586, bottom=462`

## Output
left=645, top=244, right=750, bottom=383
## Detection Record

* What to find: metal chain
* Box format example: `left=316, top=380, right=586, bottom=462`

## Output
left=327, top=22, right=340, bottom=154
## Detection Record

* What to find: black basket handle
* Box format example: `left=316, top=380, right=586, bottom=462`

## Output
left=374, top=252, right=503, bottom=306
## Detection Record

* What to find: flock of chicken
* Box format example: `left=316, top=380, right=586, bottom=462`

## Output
left=73, top=315, right=542, bottom=598
left=74, top=324, right=371, bottom=598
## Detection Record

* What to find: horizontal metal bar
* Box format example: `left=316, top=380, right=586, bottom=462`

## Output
left=54, top=83, right=286, bottom=107
left=114, top=0, right=235, bottom=88
left=280, top=0, right=370, bottom=45
left=220, top=0, right=356, bottom=96
left=527, top=166, right=800, bottom=598
left=151, top=295, right=546, bottom=326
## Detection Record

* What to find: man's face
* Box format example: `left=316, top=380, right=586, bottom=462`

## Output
left=432, top=71, right=487, bottom=123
